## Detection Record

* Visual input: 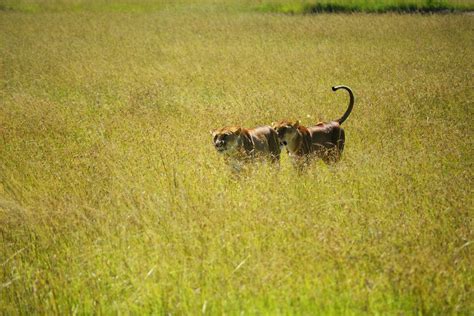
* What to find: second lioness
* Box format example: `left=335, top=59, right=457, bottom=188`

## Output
left=273, top=85, right=354, bottom=165
left=211, top=125, right=281, bottom=164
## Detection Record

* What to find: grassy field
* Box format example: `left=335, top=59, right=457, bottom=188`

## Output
left=1, top=0, right=473, bottom=314
left=256, top=0, right=474, bottom=14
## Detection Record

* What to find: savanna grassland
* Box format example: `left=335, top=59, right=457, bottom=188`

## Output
left=0, top=0, right=473, bottom=314
left=256, top=0, right=474, bottom=13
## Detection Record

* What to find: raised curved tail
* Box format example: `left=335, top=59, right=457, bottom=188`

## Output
left=332, top=85, right=354, bottom=125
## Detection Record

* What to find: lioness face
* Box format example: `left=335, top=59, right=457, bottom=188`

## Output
left=272, top=121, right=300, bottom=147
left=211, top=127, right=242, bottom=154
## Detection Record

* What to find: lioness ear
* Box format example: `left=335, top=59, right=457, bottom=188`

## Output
left=293, top=120, right=300, bottom=127
left=235, top=127, right=242, bottom=135
left=271, top=122, right=276, bottom=127
left=210, top=129, right=216, bottom=135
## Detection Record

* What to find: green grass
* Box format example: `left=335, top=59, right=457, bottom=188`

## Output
left=257, top=0, right=474, bottom=14
left=1, top=0, right=473, bottom=314
left=0, top=0, right=164, bottom=13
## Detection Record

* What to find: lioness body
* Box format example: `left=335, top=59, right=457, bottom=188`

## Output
left=273, top=85, right=354, bottom=165
left=275, top=120, right=345, bottom=164
left=211, top=125, right=281, bottom=164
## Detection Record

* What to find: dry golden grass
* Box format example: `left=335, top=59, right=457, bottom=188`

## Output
left=0, top=1, right=473, bottom=314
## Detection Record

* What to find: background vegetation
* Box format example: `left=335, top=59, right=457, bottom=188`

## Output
left=256, top=0, right=474, bottom=14
left=2, top=0, right=473, bottom=13
left=1, top=0, right=473, bottom=314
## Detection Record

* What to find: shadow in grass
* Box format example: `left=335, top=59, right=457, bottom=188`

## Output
left=307, top=3, right=461, bottom=13
left=0, top=4, right=16, bottom=12
left=258, top=2, right=473, bottom=14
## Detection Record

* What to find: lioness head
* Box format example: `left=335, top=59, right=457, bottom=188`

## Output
left=210, top=126, right=242, bottom=154
left=272, top=120, right=300, bottom=147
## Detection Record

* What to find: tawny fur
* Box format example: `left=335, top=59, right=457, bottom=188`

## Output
left=211, top=125, right=281, bottom=164
left=273, top=85, right=354, bottom=166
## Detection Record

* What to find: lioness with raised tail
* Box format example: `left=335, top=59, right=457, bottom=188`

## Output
left=211, top=125, right=281, bottom=170
left=272, top=85, right=354, bottom=166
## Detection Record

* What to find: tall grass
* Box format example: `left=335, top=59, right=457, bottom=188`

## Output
left=1, top=1, right=473, bottom=314
left=257, top=0, right=474, bottom=14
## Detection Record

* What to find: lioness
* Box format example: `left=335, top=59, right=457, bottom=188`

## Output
left=211, top=125, right=281, bottom=168
left=273, top=85, right=354, bottom=166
